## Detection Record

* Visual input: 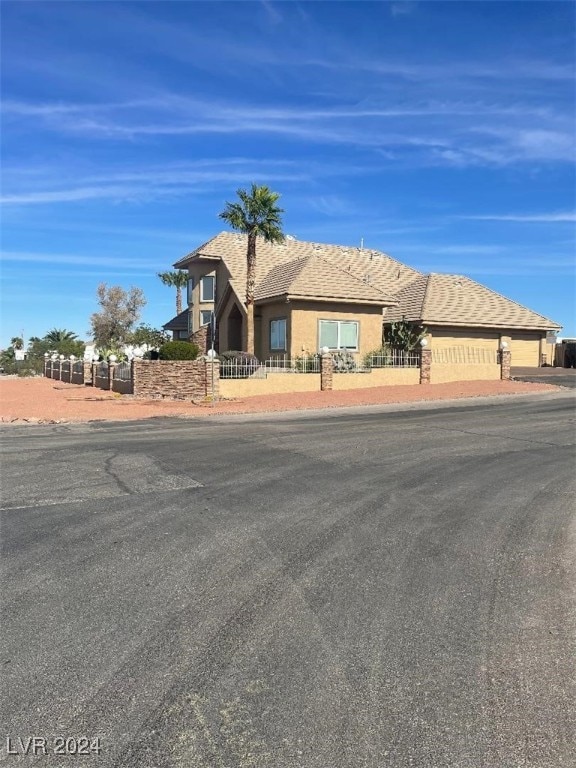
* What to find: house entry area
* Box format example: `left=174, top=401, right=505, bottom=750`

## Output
left=226, top=303, right=243, bottom=351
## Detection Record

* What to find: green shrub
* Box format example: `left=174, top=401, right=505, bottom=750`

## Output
left=158, top=341, right=200, bottom=360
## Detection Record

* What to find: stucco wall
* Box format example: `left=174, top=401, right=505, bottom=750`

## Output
left=255, top=301, right=291, bottom=359
left=332, top=368, right=420, bottom=389
left=220, top=372, right=320, bottom=398
left=289, top=301, right=383, bottom=358
left=430, top=363, right=501, bottom=384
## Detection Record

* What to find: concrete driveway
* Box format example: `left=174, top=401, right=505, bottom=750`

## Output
left=512, top=366, right=576, bottom=388
left=1, top=393, right=575, bottom=767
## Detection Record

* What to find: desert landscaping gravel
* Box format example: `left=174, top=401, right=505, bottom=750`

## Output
left=0, top=376, right=560, bottom=424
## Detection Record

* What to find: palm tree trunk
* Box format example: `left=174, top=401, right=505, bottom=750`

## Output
left=176, top=286, right=182, bottom=315
left=245, top=234, right=257, bottom=355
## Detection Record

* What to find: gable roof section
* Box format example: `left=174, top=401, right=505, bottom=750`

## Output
left=254, top=253, right=395, bottom=305
left=173, top=231, right=421, bottom=300
left=385, top=273, right=561, bottom=330
left=162, top=309, right=188, bottom=331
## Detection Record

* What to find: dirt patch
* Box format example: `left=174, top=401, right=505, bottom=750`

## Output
left=0, top=376, right=561, bottom=425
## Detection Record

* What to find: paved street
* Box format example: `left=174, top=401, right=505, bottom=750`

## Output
left=512, top=366, right=576, bottom=389
left=1, top=393, right=575, bottom=768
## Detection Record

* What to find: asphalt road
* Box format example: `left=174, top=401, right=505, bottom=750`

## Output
left=512, top=367, right=576, bottom=389
left=1, top=393, right=575, bottom=768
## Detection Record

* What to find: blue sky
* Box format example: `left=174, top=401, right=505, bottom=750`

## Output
left=1, top=0, right=575, bottom=347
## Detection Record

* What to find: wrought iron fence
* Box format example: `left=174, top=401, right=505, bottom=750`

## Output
left=72, top=360, right=84, bottom=375
left=431, top=347, right=499, bottom=364
left=366, top=350, right=421, bottom=368
left=113, top=362, right=132, bottom=382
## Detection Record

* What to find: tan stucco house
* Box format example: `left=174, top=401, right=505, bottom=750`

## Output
left=163, top=231, right=561, bottom=366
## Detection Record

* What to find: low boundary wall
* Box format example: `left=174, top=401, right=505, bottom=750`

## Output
left=430, top=363, right=501, bottom=384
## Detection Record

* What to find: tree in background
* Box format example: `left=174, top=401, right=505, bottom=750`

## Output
left=44, top=328, right=79, bottom=345
left=157, top=271, right=188, bottom=315
left=219, top=184, right=285, bottom=354
left=10, top=336, right=24, bottom=350
left=125, top=323, right=170, bottom=349
left=90, top=283, right=146, bottom=349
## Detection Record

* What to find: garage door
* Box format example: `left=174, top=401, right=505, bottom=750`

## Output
left=509, top=333, right=542, bottom=367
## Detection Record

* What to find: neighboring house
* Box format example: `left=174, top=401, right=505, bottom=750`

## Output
left=164, top=231, right=561, bottom=365
left=385, top=273, right=562, bottom=366
left=163, top=309, right=190, bottom=341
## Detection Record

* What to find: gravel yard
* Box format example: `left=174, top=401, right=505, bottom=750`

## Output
left=0, top=376, right=560, bottom=424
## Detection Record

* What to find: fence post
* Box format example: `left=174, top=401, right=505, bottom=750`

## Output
left=83, top=361, right=93, bottom=385
left=500, top=349, right=511, bottom=380
left=420, top=348, right=431, bottom=384
left=203, top=354, right=219, bottom=400
left=108, top=362, right=116, bottom=391
left=321, top=353, right=333, bottom=391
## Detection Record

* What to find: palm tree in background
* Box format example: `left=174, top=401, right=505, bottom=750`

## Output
left=10, top=336, right=24, bottom=350
left=219, top=184, right=285, bottom=354
left=157, top=271, right=188, bottom=315
left=44, top=328, right=78, bottom=345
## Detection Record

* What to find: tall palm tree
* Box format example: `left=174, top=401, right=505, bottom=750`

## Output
left=157, top=270, right=188, bottom=315
left=44, top=328, right=78, bottom=344
left=10, top=336, right=24, bottom=350
left=219, top=184, right=285, bottom=354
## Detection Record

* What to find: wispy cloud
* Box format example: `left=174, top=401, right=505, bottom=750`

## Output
left=461, top=212, right=576, bottom=222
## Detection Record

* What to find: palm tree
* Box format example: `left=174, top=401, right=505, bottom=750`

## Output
left=10, top=336, right=24, bottom=350
left=157, top=271, right=188, bottom=315
left=44, top=328, right=78, bottom=344
left=219, top=184, right=285, bottom=354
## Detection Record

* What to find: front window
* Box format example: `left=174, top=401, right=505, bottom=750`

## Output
left=187, top=277, right=194, bottom=305
left=178, top=330, right=189, bottom=339
left=270, top=318, right=287, bottom=350
left=200, top=310, right=212, bottom=327
left=187, top=311, right=193, bottom=334
left=319, top=320, right=358, bottom=351
left=200, top=276, right=215, bottom=303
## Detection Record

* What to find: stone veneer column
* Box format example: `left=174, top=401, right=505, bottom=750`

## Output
left=420, top=348, right=431, bottom=384
left=204, top=356, right=220, bottom=400
left=83, top=361, right=93, bottom=385
left=500, top=349, right=511, bottom=380
left=108, top=362, right=116, bottom=391
left=321, top=353, right=333, bottom=391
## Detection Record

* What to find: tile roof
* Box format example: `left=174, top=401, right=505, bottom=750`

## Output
left=162, top=309, right=188, bottom=330
left=254, top=253, right=393, bottom=304
left=174, top=231, right=420, bottom=302
left=385, top=273, right=562, bottom=330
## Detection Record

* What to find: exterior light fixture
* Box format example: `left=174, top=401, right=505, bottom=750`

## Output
left=321, top=346, right=330, bottom=354
left=108, top=354, right=117, bottom=363
left=500, top=341, right=509, bottom=350
left=59, top=354, right=65, bottom=360
left=420, top=338, right=428, bottom=347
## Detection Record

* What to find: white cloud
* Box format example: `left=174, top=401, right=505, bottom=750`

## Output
left=461, top=212, right=576, bottom=223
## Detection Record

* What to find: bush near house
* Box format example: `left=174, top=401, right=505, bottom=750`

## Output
left=158, top=341, right=200, bottom=360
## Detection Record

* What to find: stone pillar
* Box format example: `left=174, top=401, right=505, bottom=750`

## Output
left=321, top=353, right=333, bottom=391
left=91, top=363, right=99, bottom=388
left=203, top=356, right=220, bottom=400
left=191, top=325, right=209, bottom=354
left=83, top=361, right=93, bottom=385
left=500, top=349, right=511, bottom=380
left=108, top=363, right=116, bottom=391
left=420, top=348, right=431, bottom=384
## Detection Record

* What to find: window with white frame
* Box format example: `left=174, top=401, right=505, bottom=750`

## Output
left=319, top=320, right=358, bottom=351
left=178, top=330, right=189, bottom=339
left=270, top=318, right=287, bottom=350
left=200, top=310, right=212, bottom=327
left=200, top=275, right=215, bottom=303
left=187, top=311, right=193, bottom=334
left=187, top=277, right=194, bottom=305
